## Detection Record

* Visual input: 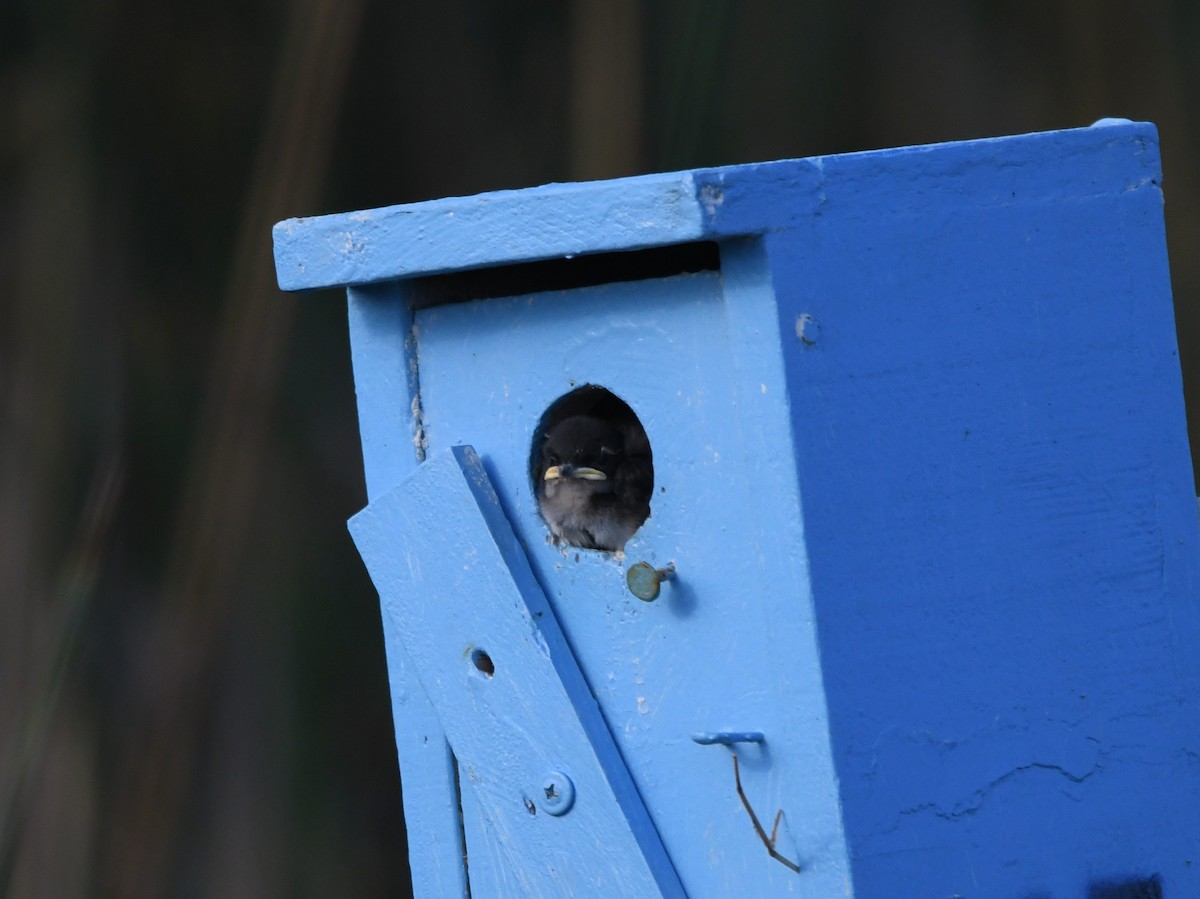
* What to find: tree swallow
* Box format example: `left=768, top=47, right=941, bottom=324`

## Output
left=536, top=414, right=652, bottom=552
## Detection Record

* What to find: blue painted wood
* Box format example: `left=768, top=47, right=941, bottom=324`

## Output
left=412, top=271, right=852, bottom=897
left=348, top=446, right=685, bottom=898
left=345, top=283, right=467, bottom=899
left=272, top=122, right=1165, bottom=291
left=273, top=172, right=710, bottom=291
left=276, top=120, right=1200, bottom=897
left=757, top=127, right=1200, bottom=897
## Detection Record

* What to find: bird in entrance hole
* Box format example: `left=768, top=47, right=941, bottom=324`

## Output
left=536, top=414, right=652, bottom=552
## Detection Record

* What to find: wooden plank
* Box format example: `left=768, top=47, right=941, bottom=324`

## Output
left=349, top=446, right=685, bottom=898
left=346, top=283, right=468, bottom=899
left=274, top=172, right=709, bottom=291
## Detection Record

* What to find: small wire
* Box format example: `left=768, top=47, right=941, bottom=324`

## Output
left=732, top=754, right=802, bottom=874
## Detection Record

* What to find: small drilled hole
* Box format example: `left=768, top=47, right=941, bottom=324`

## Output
left=470, top=649, right=494, bottom=677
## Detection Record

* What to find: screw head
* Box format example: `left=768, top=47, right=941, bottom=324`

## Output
left=626, top=561, right=674, bottom=602
left=540, top=771, right=575, bottom=816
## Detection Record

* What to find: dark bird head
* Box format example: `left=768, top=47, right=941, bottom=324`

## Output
left=539, top=415, right=624, bottom=490
left=536, top=414, right=651, bottom=551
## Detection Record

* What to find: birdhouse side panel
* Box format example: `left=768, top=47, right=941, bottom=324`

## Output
left=765, top=124, right=1200, bottom=897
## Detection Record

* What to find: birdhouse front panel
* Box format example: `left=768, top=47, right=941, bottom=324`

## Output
left=409, top=258, right=850, bottom=896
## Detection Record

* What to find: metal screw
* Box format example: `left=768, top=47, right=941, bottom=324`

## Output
left=626, top=562, right=675, bottom=602
left=540, top=771, right=575, bottom=816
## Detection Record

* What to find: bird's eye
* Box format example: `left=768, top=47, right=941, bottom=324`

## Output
left=546, top=453, right=560, bottom=466
left=600, top=445, right=618, bottom=456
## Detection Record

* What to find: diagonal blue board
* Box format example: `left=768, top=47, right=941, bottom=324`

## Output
left=348, top=445, right=685, bottom=898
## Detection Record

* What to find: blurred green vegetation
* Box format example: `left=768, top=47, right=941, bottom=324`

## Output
left=2, top=1, right=1197, bottom=896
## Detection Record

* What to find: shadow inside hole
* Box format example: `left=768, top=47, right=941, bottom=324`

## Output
left=470, top=648, right=494, bottom=677
left=530, top=386, right=653, bottom=551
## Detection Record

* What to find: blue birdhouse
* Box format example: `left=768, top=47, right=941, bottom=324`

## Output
left=273, top=120, right=1200, bottom=898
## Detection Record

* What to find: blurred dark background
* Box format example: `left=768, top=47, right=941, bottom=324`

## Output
left=2, top=1, right=1197, bottom=896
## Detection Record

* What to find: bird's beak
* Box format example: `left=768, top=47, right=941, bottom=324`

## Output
left=543, top=465, right=607, bottom=481
left=571, top=467, right=607, bottom=481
